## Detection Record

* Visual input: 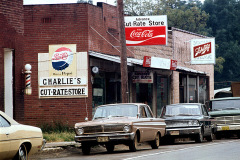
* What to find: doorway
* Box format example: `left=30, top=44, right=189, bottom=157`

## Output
left=4, top=49, right=13, bottom=118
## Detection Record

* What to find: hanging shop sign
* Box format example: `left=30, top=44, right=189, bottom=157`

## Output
left=143, top=56, right=177, bottom=70
left=132, top=72, right=153, bottom=83
left=190, top=38, right=215, bottom=64
left=125, top=15, right=168, bottom=46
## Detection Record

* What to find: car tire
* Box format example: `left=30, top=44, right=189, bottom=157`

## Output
left=206, top=131, right=213, bottom=142
left=215, top=133, right=221, bottom=140
left=151, top=132, right=160, bottom=149
left=106, top=143, right=114, bottom=153
left=82, top=143, right=91, bottom=155
left=14, top=144, right=28, bottom=160
left=129, top=134, right=139, bottom=152
left=195, top=129, right=204, bottom=143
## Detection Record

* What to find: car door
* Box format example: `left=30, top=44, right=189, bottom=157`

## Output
left=201, top=105, right=212, bottom=135
left=0, top=115, right=11, bottom=160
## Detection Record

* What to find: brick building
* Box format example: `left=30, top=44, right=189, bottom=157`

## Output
left=0, top=0, right=25, bottom=121
left=1, top=2, right=214, bottom=126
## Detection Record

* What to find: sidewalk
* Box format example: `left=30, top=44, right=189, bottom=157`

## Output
left=42, top=141, right=81, bottom=152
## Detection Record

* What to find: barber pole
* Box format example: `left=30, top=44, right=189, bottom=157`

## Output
left=25, top=73, right=31, bottom=88
left=24, top=64, right=32, bottom=95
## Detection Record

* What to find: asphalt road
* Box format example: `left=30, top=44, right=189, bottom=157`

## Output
left=30, top=139, right=240, bottom=160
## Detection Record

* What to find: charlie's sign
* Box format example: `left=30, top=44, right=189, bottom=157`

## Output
left=191, top=39, right=215, bottom=64
left=125, top=16, right=168, bottom=46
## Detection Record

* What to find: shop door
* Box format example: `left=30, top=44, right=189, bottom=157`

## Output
left=156, top=76, right=169, bottom=117
left=136, top=83, right=153, bottom=110
left=106, top=73, right=121, bottom=104
left=4, top=49, right=13, bottom=118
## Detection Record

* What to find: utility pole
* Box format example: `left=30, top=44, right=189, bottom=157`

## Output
left=117, top=0, right=129, bottom=103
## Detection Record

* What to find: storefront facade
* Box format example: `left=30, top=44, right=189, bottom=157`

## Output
left=1, top=2, right=214, bottom=126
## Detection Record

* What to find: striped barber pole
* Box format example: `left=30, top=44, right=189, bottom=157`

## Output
left=25, top=74, right=31, bottom=88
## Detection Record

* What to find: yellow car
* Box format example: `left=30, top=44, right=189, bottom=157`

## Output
left=0, top=111, right=45, bottom=160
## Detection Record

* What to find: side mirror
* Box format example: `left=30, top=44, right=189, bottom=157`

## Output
left=85, top=117, right=88, bottom=121
left=137, top=113, right=140, bottom=118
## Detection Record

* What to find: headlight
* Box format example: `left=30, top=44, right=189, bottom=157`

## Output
left=76, top=128, right=84, bottom=135
left=123, top=125, right=130, bottom=132
left=188, top=120, right=199, bottom=126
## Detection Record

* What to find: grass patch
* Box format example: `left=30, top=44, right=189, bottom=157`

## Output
left=39, top=121, right=75, bottom=142
left=43, top=131, right=75, bottom=142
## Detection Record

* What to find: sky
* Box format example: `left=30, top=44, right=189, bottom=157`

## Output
left=23, top=0, right=116, bottom=5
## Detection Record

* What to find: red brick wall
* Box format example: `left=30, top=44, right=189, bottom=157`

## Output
left=24, top=4, right=92, bottom=126
left=0, top=0, right=25, bottom=121
left=88, top=3, right=134, bottom=57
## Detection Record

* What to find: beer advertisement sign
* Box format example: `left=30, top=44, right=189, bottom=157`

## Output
left=190, top=38, right=215, bottom=64
left=125, top=15, right=168, bottom=46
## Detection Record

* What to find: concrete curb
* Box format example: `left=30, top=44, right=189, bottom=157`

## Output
left=42, top=141, right=81, bottom=152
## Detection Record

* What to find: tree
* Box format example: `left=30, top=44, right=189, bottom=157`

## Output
left=123, top=0, right=209, bottom=34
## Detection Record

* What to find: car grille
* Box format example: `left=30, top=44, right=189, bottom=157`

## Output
left=83, top=124, right=125, bottom=134
left=214, top=116, right=240, bottom=125
left=166, top=120, right=193, bottom=127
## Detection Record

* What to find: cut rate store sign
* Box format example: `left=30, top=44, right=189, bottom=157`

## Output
left=125, top=15, right=168, bottom=46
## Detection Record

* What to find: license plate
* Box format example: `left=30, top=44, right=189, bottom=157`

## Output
left=170, top=131, right=179, bottom=135
left=221, top=126, right=230, bottom=130
left=97, top=137, right=109, bottom=142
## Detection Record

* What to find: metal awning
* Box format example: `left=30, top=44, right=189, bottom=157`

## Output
left=89, top=51, right=143, bottom=66
left=177, top=66, right=206, bottom=75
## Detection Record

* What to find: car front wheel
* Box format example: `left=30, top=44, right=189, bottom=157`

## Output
left=82, top=143, right=91, bottom=155
left=195, top=129, right=204, bottom=143
left=129, top=134, right=139, bottom=152
left=151, top=132, right=160, bottom=149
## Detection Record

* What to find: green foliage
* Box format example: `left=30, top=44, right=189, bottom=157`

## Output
left=202, top=0, right=240, bottom=83
left=214, top=57, right=225, bottom=74
left=39, top=121, right=73, bottom=133
left=43, top=132, right=75, bottom=142
left=123, top=0, right=209, bottom=34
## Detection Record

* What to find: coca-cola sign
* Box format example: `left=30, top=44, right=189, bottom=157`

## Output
left=125, top=16, right=168, bottom=46
left=191, top=39, right=215, bottom=64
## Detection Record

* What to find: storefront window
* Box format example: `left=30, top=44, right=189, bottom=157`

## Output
left=180, top=75, right=187, bottom=103
left=92, top=73, right=106, bottom=115
left=189, top=76, right=197, bottom=103
left=156, top=76, right=169, bottom=117
left=199, top=77, right=209, bottom=104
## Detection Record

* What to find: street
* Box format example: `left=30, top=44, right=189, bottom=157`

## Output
left=30, top=138, right=240, bottom=160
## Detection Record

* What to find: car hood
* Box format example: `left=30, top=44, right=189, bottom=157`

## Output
left=163, top=115, right=203, bottom=121
left=10, top=124, right=43, bottom=138
left=75, top=117, right=138, bottom=128
left=209, top=110, right=240, bottom=117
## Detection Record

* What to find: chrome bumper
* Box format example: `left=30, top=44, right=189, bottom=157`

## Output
left=166, top=127, right=201, bottom=136
left=217, top=124, right=240, bottom=131
left=41, top=139, right=46, bottom=150
left=75, top=132, right=135, bottom=143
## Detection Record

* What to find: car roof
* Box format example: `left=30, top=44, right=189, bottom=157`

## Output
left=0, top=111, right=19, bottom=125
left=210, top=97, right=240, bottom=101
left=167, top=103, right=202, bottom=106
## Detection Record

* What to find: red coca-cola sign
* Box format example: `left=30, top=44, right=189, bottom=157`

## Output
left=125, top=26, right=167, bottom=46
left=143, top=56, right=151, bottom=67
left=193, top=42, right=211, bottom=58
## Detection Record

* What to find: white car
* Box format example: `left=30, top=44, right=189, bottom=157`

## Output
left=0, top=111, right=45, bottom=160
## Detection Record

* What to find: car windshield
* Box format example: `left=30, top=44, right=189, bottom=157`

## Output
left=93, top=104, right=138, bottom=120
left=211, top=99, right=240, bottom=111
left=164, top=104, right=201, bottom=116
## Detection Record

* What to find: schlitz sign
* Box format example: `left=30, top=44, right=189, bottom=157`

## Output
left=191, top=39, right=215, bottom=64
left=125, top=15, right=168, bottom=46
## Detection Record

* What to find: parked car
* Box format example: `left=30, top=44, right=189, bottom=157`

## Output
left=0, top=111, right=45, bottom=160
left=160, top=103, right=213, bottom=143
left=74, top=103, right=166, bottom=155
left=208, top=97, right=240, bottom=139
